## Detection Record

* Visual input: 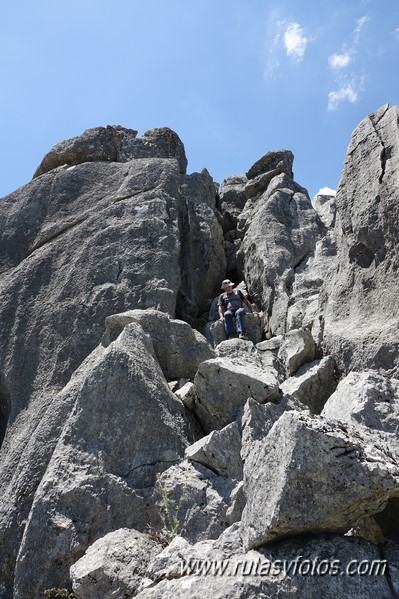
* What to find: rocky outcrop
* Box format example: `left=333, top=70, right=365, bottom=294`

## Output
left=33, top=125, right=188, bottom=177
left=12, top=324, right=190, bottom=598
left=320, top=103, right=399, bottom=377
left=1, top=106, right=399, bottom=598
left=0, top=127, right=225, bottom=596
left=236, top=165, right=324, bottom=337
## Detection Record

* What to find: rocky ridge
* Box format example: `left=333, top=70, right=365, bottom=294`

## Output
left=0, top=106, right=398, bottom=598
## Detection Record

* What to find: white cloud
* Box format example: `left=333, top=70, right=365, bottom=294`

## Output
left=353, top=16, right=369, bottom=43
left=329, top=52, right=351, bottom=69
left=317, top=187, right=336, bottom=196
left=328, top=84, right=358, bottom=111
left=327, top=16, right=369, bottom=110
left=395, top=27, right=399, bottom=39
left=284, top=23, right=308, bottom=61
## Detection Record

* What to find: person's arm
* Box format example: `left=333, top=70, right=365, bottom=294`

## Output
left=243, top=296, right=257, bottom=314
left=218, top=302, right=225, bottom=319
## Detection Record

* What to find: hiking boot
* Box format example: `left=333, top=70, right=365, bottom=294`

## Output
left=238, top=333, right=247, bottom=340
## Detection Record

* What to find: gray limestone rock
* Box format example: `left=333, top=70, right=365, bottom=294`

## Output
left=322, top=370, right=399, bottom=434
left=175, top=382, right=198, bottom=410
left=242, top=410, right=399, bottom=549
left=239, top=395, right=302, bottom=463
left=237, top=169, right=324, bottom=336
left=313, top=193, right=337, bottom=228
left=154, top=460, right=244, bottom=544
left=277, top=328, right=316, bottom=376
left=256, top=335, right=283, bottom=354
left=12, top=324, right=189, bottom=598
left=135, top=530, right=392, bottom=599
left=280, top=356, right=337, bottom=414
left=244, top=150, right=294, bottom=199
left=104, top=308, right=214, bottom=379
left=320, top=104, right=399, bottom=377
left=33, top=125, right=188, bottom=177
left=0, top=143, right=225, bottom=594
left=185, top=422, right=243, bottom=480
left=3, top=109, right=399, bottom=599
left=70, top=528, right=162, bottom=599
left=218, top=175, right=247, bottom=232
left=193, top=346, right=280, bottom=433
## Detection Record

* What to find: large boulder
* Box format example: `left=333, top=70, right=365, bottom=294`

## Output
left=70, top=528, right=162, bottom=599
left=134, top=527, right=393, bottom=598
left=242, top=411, right=399, bottom=549
left=12, top=324, right=189, bottom=598
left=185, top=421, right=243, bottom=480
left=154, top=461, right=245, bottom=544
left=104, top=308, right=214, bottom=379
left=33, top=125, right=188, bottom=177
left=322, top=370, right=399, bottom=434
left=218, top=175, right=247, bottom=232
left=277, top=328, right=316, bottom=376
left=280, top=356, right=337, bottom=414
left=193, top=340, right=280, bottom=433
left=320, top=104, right=399, bottom=377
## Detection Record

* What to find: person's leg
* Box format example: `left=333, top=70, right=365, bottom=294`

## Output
left=235, top=308, right=247, bottom=335
left=223, top=310, right=234, bottom=337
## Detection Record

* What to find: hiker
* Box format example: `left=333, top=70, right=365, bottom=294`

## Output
left=218, top=279, right=257, bottom=339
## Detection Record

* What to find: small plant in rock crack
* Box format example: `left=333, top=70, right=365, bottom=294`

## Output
left=43, top=589, right=76, bottom=599
left=155, top=472, right=186, bottom=544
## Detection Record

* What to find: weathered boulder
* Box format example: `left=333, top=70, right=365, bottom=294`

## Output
left=239, top=395, right=302, bottom=462
left=277, top=328, right=316, bottom=376
left=313, top=192, right=337, bottom=228
left=320, top=104, right=399, bottom=377
left=193, top=342, right=280, bottom=433
left=154, top=460, right=245, bottom=544
left=242, top=411, right=399, bottom=549
left=12, top=324, right=189, bottom=598
left=322, top=370, right=399, bottom=434
left=244, top=150, right=294, bottom=199
left=175, top=381, right=198, bottom=410
left=33, top=125, right=188, bottom=177
left=185, top=421, right=243, bottom=480
left=103, top=308, right=214, bottom=379
left=280, top=356, right=337, bottom=414
left=70, top=528, right=162, bottom=599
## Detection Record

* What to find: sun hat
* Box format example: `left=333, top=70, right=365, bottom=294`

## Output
left=221, top=279, right=234, bottom=289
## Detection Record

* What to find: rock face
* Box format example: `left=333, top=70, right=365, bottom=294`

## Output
left=13, top=324, right=189, bottom=598
left=1, top=107, right=399, bottom=598
left=242, top=410, right=399, bottom=549
left=0, top=126, right=225, bottom=596
left=320, top=103, right=399, bottom=377
left=236, top=155, right=324, bottom=337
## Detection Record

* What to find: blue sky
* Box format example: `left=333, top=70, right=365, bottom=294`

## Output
left=1, top=0, right=398, bottom=199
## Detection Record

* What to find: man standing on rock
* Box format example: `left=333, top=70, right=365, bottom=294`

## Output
left=218, top=279, right=256, bottom=339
